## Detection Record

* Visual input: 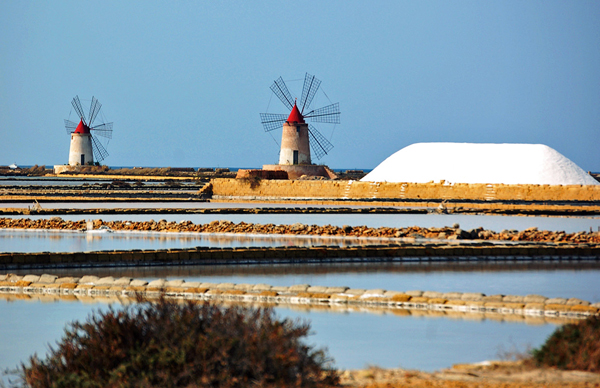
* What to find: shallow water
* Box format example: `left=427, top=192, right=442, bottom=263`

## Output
left=1, top=256, right=597, bottom=377
left=0, top=229, right=397, bottom=253
left=283, top=306, right=556, bottom=370
left=0, top=295, right=559, bottom=375
left=1, top=201, right=391, bottom=209
left=1, top=202, right=598, bottom=378
left=0, top=180, right=110, bottom=186
left=0, top=177, right=202, bottom=186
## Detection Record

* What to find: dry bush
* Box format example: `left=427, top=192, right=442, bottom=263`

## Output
left=239, top=176, right=262, bottom=189
left=23, top=165, right=47, bottom=176
left=20, top=296, right=339, bottom=388
left=533, top=315, right=600, bottom=372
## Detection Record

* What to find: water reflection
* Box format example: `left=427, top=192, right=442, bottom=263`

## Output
left=0, top=180, right=109, bottom=186
left=10, top=260, right=599, bottom=279
left=0, top=296, right=559, bottom=373
left=1, top=201, right=366, bottom=209
left=0, top=293, right=577, bottom=326
left=0, top=178, right=203, bottom=187
left=0, top=229, right=400, bottom=253
left=1, top=201, right=598, bottom=375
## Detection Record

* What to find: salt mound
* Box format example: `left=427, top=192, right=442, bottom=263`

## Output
left=362, top=143, right=598, bottom=186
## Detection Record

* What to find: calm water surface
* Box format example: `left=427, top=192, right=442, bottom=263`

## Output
left=1, top=205, right=598, bottom=379
left=2, top=264, right=597, bottom=375
left=0, top=229, right=396, bottom=253
left=2, top=201, right=372, bottom=209
left=0, top=296, right=559, bottom=375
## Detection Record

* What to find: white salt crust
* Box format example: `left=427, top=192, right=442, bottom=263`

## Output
left=362, top=143, right=599, bottom=186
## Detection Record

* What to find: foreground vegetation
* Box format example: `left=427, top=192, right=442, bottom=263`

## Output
left=10, top=300, right=600, bottom=387
left=533, top=315, right=600, bottom=372
left=19, top=297, right=338, bottom=388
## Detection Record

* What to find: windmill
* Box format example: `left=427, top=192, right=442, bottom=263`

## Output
left=64, top=96, right=113, bottom=166
left=260, top=73, right=340, bottom=165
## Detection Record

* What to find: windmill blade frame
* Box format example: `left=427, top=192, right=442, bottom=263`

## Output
left=90, top=135, right=109, bottom=162
left=71, top=95, right=87, bottom=124
left=64, top=119, right=78, bottom=134
left=304, top=102, right=340, bottom=124
left=270, top=77, right=295, bottom=111
left=88, top=96, right=102, bottom=126
left=308, top=124, right=334, bottom=160
left=91, top=122, right=113, bottom=139
left=299, top=73, right=321, bottom=114
left=260, top=113, right=288, bottom=132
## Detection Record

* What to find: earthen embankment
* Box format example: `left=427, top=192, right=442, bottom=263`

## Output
left=212, top=178, right=600, bottom=202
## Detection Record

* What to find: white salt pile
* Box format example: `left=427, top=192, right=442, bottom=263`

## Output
left=362, top=143, right=599, bottom=186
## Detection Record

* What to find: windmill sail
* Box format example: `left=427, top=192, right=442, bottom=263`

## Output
left=71, top=96, right=86, bottom=123
left=299, top=73, right=321, bottom=113
left=91, top=122, right=114, bottom=138
left=270, top=77, right=295, bottom=111
left=308, top=124, right=334, bottom=160
left=260, top=113, right=288, bottom=132
left=90, top=135, right=109, bottom=162
left=304, top=103, right=340, bottom=124
left=88, top=96, right=102, bottom=125
left=64, top=119, right=78, bottom=134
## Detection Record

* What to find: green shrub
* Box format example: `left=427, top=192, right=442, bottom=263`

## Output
left=532, top=315, right=600, bottom=372
left=21, top=296, right=338, bottom=387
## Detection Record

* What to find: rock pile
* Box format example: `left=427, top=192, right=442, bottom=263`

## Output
left=0, top=217, right=599, bottom=245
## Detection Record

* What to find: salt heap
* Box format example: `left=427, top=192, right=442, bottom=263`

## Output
left=362, top=143, right=599, bottom=186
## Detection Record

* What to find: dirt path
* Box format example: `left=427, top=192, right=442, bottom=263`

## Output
left=341, top=361, right=600, bottom=387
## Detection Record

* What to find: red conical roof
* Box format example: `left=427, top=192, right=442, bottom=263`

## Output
left=287, top=102, right=305, bottom=123
left=74, top=119, right=90, bottom=134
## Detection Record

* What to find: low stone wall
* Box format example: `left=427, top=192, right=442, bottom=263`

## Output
left=1, top=273, right=597, bottom=321
left=211, top=178, right=600, bottom=202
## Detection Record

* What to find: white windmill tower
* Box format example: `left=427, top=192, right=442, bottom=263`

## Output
left=64, top=96, right=113, bottom=166
left=260, top=73, right=340, bottom=179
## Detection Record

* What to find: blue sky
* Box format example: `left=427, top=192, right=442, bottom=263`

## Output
left=1, top=1, right=599, bottom=170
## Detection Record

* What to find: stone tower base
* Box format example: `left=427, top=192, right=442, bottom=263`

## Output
left=53, top=165, right=77, bottom=174
left=262, top=164, right=338, bottom=180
